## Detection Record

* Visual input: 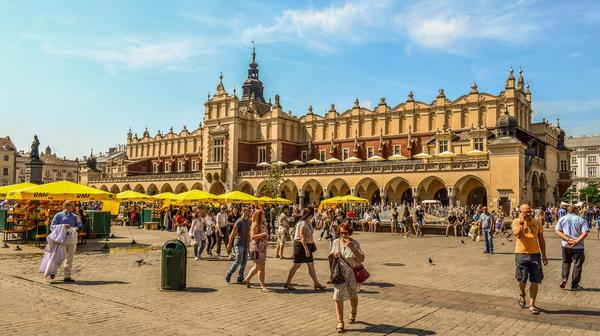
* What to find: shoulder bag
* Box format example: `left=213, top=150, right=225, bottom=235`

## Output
left=341, top=242, right=370, bottom=283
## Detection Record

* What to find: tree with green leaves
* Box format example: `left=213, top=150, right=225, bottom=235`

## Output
left=579, top=182, right=600, bottom=203
left=562, top=185, right=579, bottom=203
left=264, top=164, right=284, bottom=198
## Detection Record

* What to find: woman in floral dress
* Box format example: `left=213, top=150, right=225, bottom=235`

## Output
left=243, top=209, right=270, bottom=292
left=330, top=222, right=364, bottom=333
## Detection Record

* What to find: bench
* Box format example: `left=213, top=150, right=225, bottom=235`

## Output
left=144, top=221, right=159, bottom=230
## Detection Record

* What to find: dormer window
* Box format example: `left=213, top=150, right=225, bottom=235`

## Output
left=438, top=140, right=448, bottom=153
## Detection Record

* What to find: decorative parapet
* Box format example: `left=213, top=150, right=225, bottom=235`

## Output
left=237, top=157, right=489, bottom=178
left=90, top=172, right=203, bottom=183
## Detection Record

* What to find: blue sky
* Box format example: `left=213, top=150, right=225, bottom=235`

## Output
left=1, top=0, right=599, bottom=158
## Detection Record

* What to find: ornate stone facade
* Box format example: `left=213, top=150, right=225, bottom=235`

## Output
left=88, top=49, right=572, bottom=212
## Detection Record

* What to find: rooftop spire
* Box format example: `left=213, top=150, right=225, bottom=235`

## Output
left=242, top=40, right=265, bottom=102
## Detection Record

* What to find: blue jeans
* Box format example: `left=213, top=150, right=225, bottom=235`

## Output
left=226, top=245, right=248, bottom=282
left=483, top=228, right=494, bottom=252
left=194, top=240, right=206, bottom=257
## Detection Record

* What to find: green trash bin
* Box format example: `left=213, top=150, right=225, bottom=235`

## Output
left=161, top=239, right=187, bottom=290
left=141, top=208, right=152, bottom=223
left=85, top=211, right=111, bottom=238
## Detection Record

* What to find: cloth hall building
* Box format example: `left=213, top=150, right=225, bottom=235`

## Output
left=85, top=48, right=572, bottom=213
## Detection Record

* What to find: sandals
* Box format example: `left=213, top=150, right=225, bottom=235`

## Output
left=314, top=283, right=326, bottom=290
left=283, top=283, right=296, bottom=290
left=243, top=280, right=251, bottom=288
left=518, top=294, right=526, bottom=308
left=336, top=322, right=345, bottom=333
left=349, top=312, right=357, bottom=324
left=529, top=306, right=540, bottom=315
left=260, top=287, right=270, bottom=293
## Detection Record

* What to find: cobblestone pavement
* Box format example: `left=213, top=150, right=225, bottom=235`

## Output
left=1, top=226, right=599, bottom=336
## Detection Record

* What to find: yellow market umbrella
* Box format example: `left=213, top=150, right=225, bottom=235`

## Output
left=258, top=196, right=277, bottom=204
left=153, top=192, right=177, bottom=200
left=325, top=158, right=341, bottom=164
left=343, top=156, right=362, bottom=163
left=0, top=182, right=37, bottom=199
left=387, top=154, right=407, bottom=160
left=321, top=196, right=344, bottom=205
left=258, top=196, right=292, bottom=205
left=466, top=149, right=487, bottom=156
left=307, top=159, right=323, bottom=165
left=257, top=162, right=271, bottom=168
left=436, top=151, right=456, bottom=158
left=271, top=160, right=287, bottom=167
left=116, top=190, right=153, bottom=201
left=175, top=189, right=218, bottom=204
left=272, top=197, right=292, bottom=205
left=289, top=160, right=305, bottom=166
left=339, top=195, right=369, bottom=204
left=367, top=155, right=385, bottom=162
left=413, top=152, right=432, bottom=159
left=216, top=191, right=259, bottom=203
left=7, top=180, right=115, bottom=201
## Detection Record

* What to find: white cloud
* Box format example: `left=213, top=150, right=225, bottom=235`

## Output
left=242, top=0, right=392, bottom=53
left=395, top=0, right=541, bottom=53
left=566, top=52, right=580, bottom=58
left=32, top=34, right=214, bottom=73
left=242, top=0, right=546, bottom=55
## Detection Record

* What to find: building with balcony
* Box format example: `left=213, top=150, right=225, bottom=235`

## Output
left=565, top=135, right=600, bottom=190
left=86, top=46, right=572, bottom=212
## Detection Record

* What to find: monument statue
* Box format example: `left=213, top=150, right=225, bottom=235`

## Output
left=30, top=135, right=41, bottom=161
left=25, top=134, right=44, bottom=184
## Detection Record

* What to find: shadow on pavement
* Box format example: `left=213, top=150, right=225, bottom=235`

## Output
left=68, top=280, right=129, bottom=286
left=539, top=308, right=600, bottom=316
left=352, top=323, right=436, bottom=334
left=185, top=287, right=218, bottom=293
left=363, top=281, right=396, bottom=288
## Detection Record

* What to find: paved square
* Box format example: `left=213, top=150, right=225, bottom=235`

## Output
left=1, top=227, right=599, bottom=335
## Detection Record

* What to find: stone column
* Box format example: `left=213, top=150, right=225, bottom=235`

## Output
left=298, top=190, right=304, bottom=208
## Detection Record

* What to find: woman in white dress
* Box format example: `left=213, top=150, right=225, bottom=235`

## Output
left=204, top=209, right=217, bottom=256
left=189, top=210, right=206, bottom=260
left=330, top=222, right=364, bottom=333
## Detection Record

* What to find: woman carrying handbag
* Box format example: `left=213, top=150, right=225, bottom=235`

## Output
left=329, top=222, right=366, bottom=333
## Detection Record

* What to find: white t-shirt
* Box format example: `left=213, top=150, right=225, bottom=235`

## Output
left=293, top=220, right=314, bottom=244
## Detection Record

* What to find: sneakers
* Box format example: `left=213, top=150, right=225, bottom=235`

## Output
left=225, top=273, right=231, bottom=283
left=571, top=285, right=583, bottom=291
left=63, top=278, right=75, bottom=283
left=559, top=279, right=567, bottom=288
left=194, top=257, right=199, bottom=261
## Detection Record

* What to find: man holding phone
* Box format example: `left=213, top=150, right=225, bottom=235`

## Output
left=512, top=203, right=548, bottom=314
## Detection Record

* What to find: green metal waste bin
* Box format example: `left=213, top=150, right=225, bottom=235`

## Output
left=141, top=208, right=153, bottom=225
left=85, top=211, right=111, bottom=238
left=161, top=239, right=187, bottom=290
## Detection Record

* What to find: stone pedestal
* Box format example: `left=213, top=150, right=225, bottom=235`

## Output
left=25, top=160, right=44, bottom=184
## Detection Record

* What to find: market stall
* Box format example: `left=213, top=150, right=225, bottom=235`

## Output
left=4, top=181, right=114, bottom=243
